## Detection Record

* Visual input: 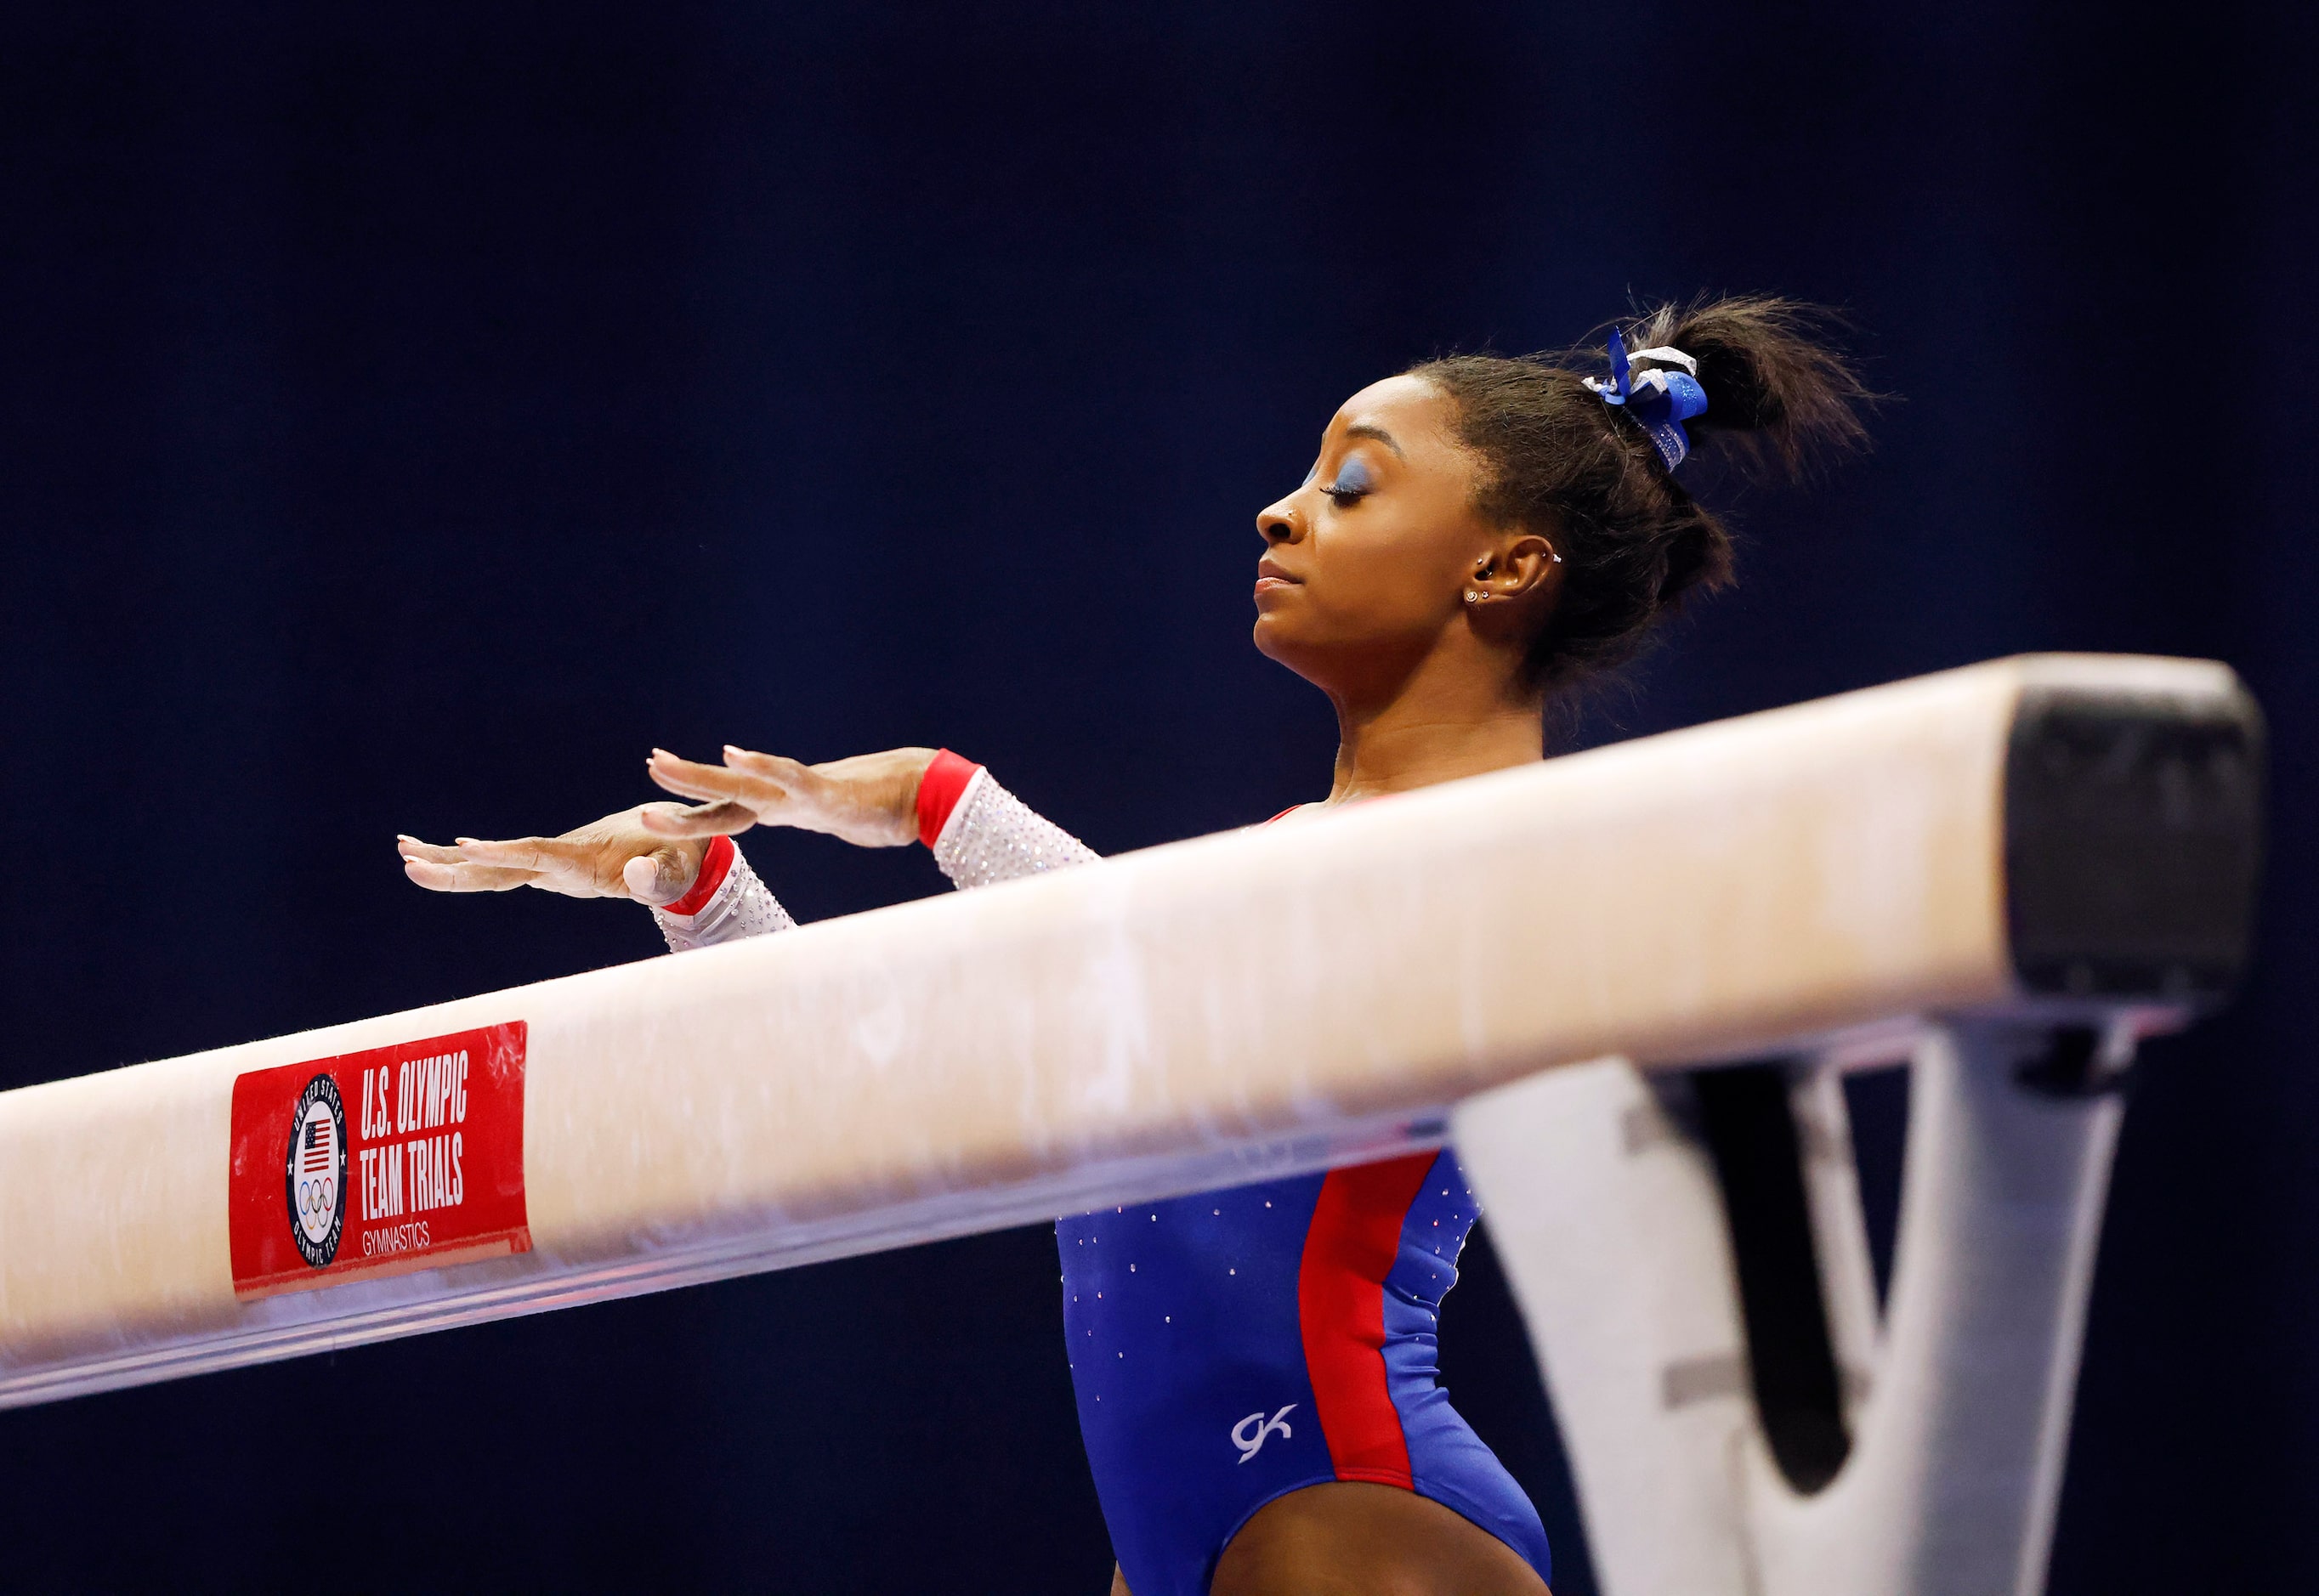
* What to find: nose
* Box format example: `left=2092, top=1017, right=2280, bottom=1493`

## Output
left=1257, top=493, right=1303, bottom=546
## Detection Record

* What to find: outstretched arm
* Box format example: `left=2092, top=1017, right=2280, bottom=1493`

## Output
left=399, top=746, right=1097, bottom=958
left=643, top=745, right=1098, bottom=891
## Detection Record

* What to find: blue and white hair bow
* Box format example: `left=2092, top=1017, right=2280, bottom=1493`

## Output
left=1583, top=328, right=1709, bottom=470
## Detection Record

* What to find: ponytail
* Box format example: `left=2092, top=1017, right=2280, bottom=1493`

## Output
left=1408, top=294, right=1874, bottom=688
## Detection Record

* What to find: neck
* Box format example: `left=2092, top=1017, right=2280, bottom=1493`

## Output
left=1322, top=645, right=1545, bottom=805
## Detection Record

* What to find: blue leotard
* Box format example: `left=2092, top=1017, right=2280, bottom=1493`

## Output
left=1058, top=1149, right=1551, bottom=1595
left=662, top=762, right=1550, bottom=1594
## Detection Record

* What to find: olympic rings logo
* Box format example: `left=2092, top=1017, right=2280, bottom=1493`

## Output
left=298, top=1177, right=336, bottom=1214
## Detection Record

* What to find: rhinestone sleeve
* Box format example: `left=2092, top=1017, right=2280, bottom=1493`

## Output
left=932, top=770, right=1102, bottom=889
left=650, top=849, right=797, bottom=952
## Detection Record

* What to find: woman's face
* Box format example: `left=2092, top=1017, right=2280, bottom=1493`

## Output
left=1252, top=374, right=1500, bottom=692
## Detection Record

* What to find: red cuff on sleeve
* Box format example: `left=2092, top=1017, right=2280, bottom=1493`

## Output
left=661, top=833, right=736, bottom=916
left=916, top=749, right=983, bottom=847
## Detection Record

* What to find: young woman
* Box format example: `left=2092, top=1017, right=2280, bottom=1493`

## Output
left=400, top=296, right=1869, bottom=1596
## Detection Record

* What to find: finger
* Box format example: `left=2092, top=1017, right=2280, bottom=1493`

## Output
left=645, top=749, right=746, bottom=796
left=395, top=835, right=465, bottom=865
left=451, top=835, right=573, bottom=873
left=620, top=846, right=696, bottom=907
left=646, top=750, right=775, bottom=805
left=403, top=857, right=538, bottom=893
left=639, top=801, right=757, bottom=838
left=722, top=745, right=806, bottom=780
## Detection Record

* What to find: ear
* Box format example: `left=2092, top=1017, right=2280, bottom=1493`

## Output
left=1469, top=533, right=1562, bottom=604
left=1499, top=533, right=1561, bottom=597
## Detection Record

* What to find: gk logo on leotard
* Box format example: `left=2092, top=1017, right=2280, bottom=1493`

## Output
left=1231, top=1404, right=1296, bottom=1463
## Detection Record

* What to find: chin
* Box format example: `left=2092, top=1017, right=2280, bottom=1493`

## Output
left=1250, top=619, right=1325, bottom=686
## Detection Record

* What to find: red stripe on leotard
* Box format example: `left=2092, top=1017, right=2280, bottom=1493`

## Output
left=1297, top=1152, right=1435, bottom=1488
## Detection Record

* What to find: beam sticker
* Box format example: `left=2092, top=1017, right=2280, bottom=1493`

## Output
left=229, top=1022, right=530, bottom=1298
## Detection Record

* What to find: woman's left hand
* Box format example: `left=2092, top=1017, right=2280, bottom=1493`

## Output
left=639, top=745, right=936, bottom=849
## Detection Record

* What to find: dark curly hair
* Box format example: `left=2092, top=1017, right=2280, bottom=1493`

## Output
left=1408, top=296, right=1874, bottom=688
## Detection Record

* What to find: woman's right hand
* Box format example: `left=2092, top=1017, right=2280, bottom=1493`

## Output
left=397, top=803, right=715, bottom=907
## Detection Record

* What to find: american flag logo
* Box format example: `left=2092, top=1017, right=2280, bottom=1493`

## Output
left=301, top=1114, right=334, bottom=1173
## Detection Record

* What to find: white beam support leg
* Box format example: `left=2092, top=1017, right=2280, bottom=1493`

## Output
left=1454, top=1056, right=1760, bottom=1593
left=1759, top=1020, right=2123, bottom=1594
left=1455, top=1020, right=2128, bottom=1596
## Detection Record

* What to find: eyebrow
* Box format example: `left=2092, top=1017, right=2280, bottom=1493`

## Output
left=1343, top=422, right=1405, bottom=458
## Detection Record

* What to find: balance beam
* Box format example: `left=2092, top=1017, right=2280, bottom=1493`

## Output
left=0, top=654, right=2260, bottom=1408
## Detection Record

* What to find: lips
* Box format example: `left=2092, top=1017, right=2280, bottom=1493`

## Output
left=1255, top=557, right=1302, bottom=592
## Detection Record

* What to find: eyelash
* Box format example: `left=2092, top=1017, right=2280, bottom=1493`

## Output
left=1322, top=484, right=1368, bottom=505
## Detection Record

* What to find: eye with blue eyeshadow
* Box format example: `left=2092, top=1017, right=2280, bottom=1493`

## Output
left=1323, top=455, right=1375, bottom=503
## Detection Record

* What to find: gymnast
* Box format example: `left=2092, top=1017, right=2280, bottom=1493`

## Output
left=400, top=295, right=1868, bottom=1596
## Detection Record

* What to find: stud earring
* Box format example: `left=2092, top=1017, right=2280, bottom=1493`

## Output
left=1464, top=591, right=1480, bottom=605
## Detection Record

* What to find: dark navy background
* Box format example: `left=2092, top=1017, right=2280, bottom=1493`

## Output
left=3, top=4, right=2312, bottom=1589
